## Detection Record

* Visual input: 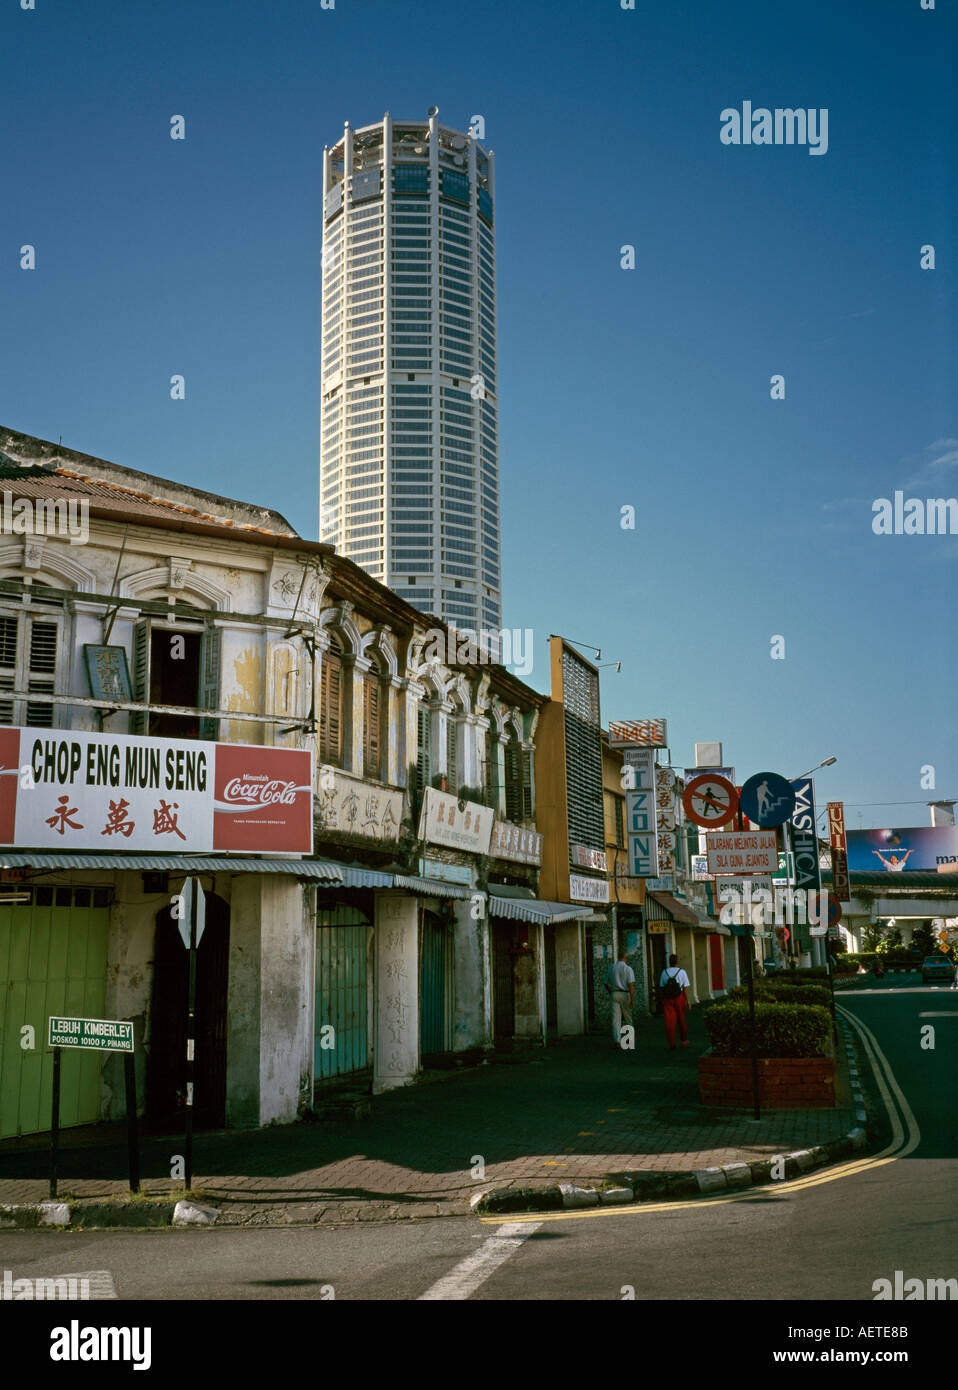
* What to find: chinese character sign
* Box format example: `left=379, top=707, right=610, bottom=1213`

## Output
left=1, top=728, right=312, bottom=855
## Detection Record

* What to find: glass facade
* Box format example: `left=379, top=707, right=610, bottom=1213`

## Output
left=320, top=114, right=500, bottom=627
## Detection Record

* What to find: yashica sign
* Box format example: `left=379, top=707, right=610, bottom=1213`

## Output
left=48, top=1016, right=134, bottom=1053
left=0, top=727, right=312, bottom=855
left=609, top=718, right=668, bottom=748
left=706, top=829, right=777, bottom=875
left=418, top=787, right=493, bottom=854
left=490, top=820, right=542, bottom=865
left=569, top=872, right=610, bottom=904
left=316, top=768, right=403, bottom=842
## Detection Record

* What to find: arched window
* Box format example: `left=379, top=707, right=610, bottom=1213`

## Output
left=319, top=642, right=344, bottom=768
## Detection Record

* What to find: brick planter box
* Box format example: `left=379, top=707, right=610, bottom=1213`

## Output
left=699, top=1054, right=836, bottom=1109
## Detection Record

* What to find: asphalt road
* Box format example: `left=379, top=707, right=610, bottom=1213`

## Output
left=2, top=978, right=955, bottom=1303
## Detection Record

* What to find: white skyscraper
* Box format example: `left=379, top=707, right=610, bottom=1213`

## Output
left=319, top=110, right=501, bottom=635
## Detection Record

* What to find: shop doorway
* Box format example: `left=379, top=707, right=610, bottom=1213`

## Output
left=315, top=900, right=373, bottom=1083
left=147, top=892, right=229, bottom=1128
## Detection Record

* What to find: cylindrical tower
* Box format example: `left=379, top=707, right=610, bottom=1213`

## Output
left=319, top=110, right=501, bottom=636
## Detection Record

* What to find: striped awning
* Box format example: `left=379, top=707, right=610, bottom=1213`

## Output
left=0, top=852, right=345, bottom=881
left=488, top=895, right=594, bottom=925
left=336, top=866, right=396, bottom=889
left=646, top=890, right=701, bottom=926
left=393, top=874, right=475, bottom=900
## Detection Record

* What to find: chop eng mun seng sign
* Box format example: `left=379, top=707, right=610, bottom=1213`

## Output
left=0, top=727, right=312, bottom=855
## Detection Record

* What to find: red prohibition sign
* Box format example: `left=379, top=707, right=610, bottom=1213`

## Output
left=683, top=773, right=739, bottom=828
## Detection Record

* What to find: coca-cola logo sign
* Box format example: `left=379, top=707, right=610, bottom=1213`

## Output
left=213, top=744, right=312, bottom=854
left=220, top=777, right=301, bottom=807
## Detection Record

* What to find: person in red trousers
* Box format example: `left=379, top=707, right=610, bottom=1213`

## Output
left=659, top=954, right=691, bottom=1049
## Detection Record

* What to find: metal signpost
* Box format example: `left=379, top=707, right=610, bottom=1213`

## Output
left=176, top=876, right=206, bottom=1191
left=47, top=1016, right=137, bottom=1198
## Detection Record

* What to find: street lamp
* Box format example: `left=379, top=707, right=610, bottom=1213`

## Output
left=793, top=755, right=837, bottom=780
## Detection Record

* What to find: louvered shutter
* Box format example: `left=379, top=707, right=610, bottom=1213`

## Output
left=25, top=620, right=57, bottom=727
left=363, top=673, right=381, bottom=779
left=446, top=716, right=458, bottom=794
left=416, top=702, right=431, bottom=797
left=0, top=615, right=18, bottom=723
left=320, top=650, right=343, bottom=766
left=521, top=748, right=534, bottom=820
left=198, top=627, right=222, bottom=741
left=130, top=620, right=151, bottom=734
left=504, top=738, right=521, bottom=821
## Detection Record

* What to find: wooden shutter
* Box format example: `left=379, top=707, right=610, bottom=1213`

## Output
left=25, top=619, right=57, bottom=727
left=416, top=702, right=431, bottom=797
left=446, top=715, right=458, bottom=794
left=320, top=649, right=343, bottom=767
left=505, top=738, right=521, bottom=821
left=521, top=748, right=534, bottom=820
left=130, top=620, right=151, bottom=734
left=0, top=615, right=19, bottom=724
left=363, top=672, right=381, bottom=779
left=198, top=626, right=222, bottom=741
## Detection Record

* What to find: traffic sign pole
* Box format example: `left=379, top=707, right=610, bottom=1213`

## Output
left=124, top=1051, right=140, bottom=1194
left=49, top=1046, right=61, bottom=1199
left=184, top=884, right=197, bottom=1192
left=745, top=935, right=761, bottom=1122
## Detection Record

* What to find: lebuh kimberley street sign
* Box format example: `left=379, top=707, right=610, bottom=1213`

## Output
left=48, top=1015, right=134, bottom=1053
left=47, top=1015, right=139, bottom=1201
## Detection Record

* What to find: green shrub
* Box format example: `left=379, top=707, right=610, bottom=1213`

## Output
left=704, top=1000, right=832, bottom=1058
left=765, top=967, right=829, bottom=983
left=728, top=983, right=831, bottom=1010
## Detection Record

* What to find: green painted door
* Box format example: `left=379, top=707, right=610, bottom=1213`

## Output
left=0, top=888, right=110, bottom=1140
left=419, top=909, right=451, bottom=1057
left=315, top=903, right=371, bottom=1082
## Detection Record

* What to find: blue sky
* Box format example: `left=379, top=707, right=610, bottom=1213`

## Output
left=2, top=0, right=955, bottom=829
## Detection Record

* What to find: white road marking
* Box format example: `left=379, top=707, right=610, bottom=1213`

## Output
left=918, top=1011, right=958, bottom=1018
left=418, top=1221, right=542, bottom=1299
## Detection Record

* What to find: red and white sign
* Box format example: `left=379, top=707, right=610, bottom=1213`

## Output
left=827, top=801, right=851, bottom=902
left=706, top=829, right=778, bottom=875
left=0, top=728, right=312, bottom=855
left=609, top=718, right=668, bottom=748
left=683, top=773, right=738, bottom=828
left=571, top=843, right=607, bottom=871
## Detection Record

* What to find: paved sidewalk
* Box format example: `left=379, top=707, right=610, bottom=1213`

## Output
left=0, top=1011, right=858, bottom=1224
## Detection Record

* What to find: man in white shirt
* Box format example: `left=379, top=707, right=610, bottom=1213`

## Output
left=605, top=950, right=635, bottom=1048
left=659, top=953, right=691, bottom=1049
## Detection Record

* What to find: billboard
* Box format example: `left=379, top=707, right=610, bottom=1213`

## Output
left=847, top=826, right=958, bottom=874
left=0, top=727, right=313, bottom=855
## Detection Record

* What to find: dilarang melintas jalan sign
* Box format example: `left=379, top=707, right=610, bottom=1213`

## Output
left=0, top=728, right=313, bottom=855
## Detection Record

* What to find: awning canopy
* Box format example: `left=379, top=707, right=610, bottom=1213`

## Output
left=488, top=894, right=594, bottom=925
left=0, top=852, right=345, bottom=880
left=646, top=890, right=701, bottom=926
left=392, top=874, right=475, bottom=900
